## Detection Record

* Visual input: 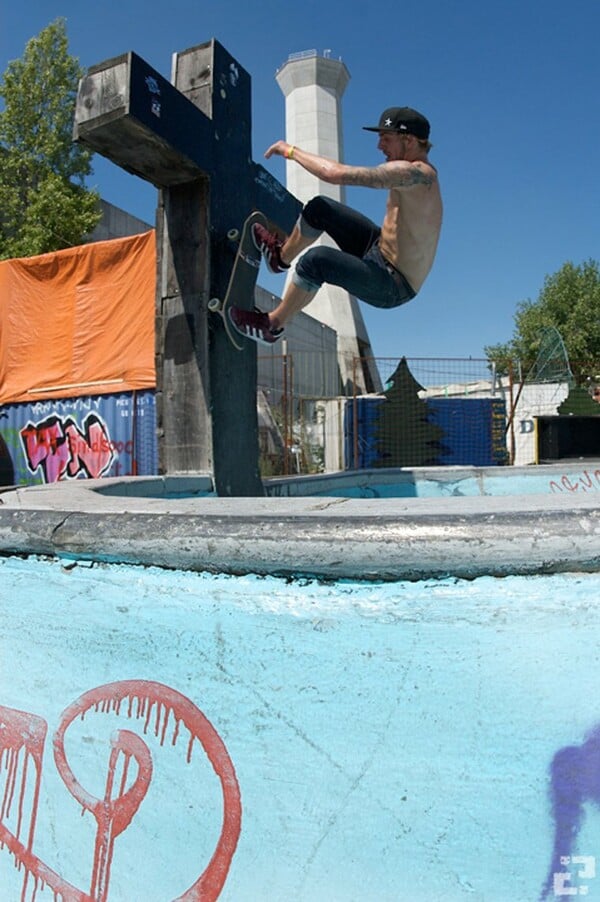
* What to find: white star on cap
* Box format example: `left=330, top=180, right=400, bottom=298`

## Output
left=384, top=118, right=392, bottom=127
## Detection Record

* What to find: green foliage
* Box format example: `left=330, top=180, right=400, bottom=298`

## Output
left=485, top=259, right=600, bottom=380
left=0, top=18, right=101, bottom=259
left=375, top=357, right=446, bottom=467
left=558, top=385, right=600, bottom=416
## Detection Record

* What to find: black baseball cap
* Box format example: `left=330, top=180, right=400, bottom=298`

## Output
left=363, top=107, right=430, bottom=140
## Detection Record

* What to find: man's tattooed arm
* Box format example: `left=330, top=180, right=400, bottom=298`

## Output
left=341, top=162, right=436, bottom=189
left=263, top=141, right=435, bottom=189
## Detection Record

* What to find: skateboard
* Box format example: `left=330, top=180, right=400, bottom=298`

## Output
left=208, top=210, right=268, bottom=350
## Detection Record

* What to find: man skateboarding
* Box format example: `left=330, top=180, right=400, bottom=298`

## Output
left=229, top=107, right=443, bottom=346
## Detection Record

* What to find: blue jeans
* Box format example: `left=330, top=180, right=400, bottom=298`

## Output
left=292, top=196, right=416, bottom=308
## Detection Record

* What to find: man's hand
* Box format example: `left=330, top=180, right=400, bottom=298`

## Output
left=264, top=140, right=291, bottom=159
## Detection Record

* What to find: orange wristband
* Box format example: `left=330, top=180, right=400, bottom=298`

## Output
left=286, top=145, right=295, bottom=160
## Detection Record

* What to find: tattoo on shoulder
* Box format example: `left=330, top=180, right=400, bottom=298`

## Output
left=400, top=165, right=436, bottom=187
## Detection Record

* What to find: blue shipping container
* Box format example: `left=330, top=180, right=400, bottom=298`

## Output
left=344, top=396, right=507, bottom=469
left=0, top=391, right=157, bottom=486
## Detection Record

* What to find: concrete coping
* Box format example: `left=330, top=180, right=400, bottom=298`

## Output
left=0, top=464, right=599, bottom=582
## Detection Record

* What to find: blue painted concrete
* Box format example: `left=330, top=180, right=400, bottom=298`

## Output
left=265, top=462, right=600, bottom=499
left=2, top=556, right=600, bottom=900
left=87, top=461, right=600, bottom=500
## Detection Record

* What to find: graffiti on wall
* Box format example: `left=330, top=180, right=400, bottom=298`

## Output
left=19, top=412, right=124, bottom=482
left=0, top=680, right=241, bottom=901
left=540, top=724, right=600, bottom=899
left=549, top=468, right=600, bottom=495
left=1, top=392, right=157, bottom=485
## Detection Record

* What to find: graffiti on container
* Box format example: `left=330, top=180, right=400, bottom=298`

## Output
left=19, top=412, right=129, bottom=482
left=549, top=469, right=600, bottom=494
left=0, top=680, right=241, bottom=901
left=539, top=724, right=600, bottom=899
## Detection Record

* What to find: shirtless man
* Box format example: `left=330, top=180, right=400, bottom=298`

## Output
left=229, top=107, right=442, bottom=345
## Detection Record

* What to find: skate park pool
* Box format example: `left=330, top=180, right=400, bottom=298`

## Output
left=90, top=461, right=600, bottom=500
left=1, top=461, right=600, bottom=900
left=2, top=557, right=600, bottom=900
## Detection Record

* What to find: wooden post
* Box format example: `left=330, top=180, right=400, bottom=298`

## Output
left=74, top=40, right=300, bottom=496
left=155, top=179, right=212, bottom=475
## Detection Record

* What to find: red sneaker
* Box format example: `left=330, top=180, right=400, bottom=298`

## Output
left=252, top=223, right=290, bottom=274
left=228, top=306, right=284, bottom=346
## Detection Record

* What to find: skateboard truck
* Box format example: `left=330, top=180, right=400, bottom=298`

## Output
left=208, top=231, right=240, bottom=310
left=208, top=296, right=226, bottom=313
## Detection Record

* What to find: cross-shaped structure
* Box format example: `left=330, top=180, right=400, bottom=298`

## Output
left=74, top=39, right=301, bottom=495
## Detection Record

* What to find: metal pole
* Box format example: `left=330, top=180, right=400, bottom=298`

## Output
left=282, top=340, right=289, bottom=475
left=352, top=356, right=359, bottom=470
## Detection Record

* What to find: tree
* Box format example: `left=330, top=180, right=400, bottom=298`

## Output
left=485, top=259, right=600, bottom=380
left=0, top=19, right=101, bottom=259
left=375, top=357, right=447, bottom=467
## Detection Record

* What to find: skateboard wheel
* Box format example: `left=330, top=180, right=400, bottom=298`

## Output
left=227, top=228, right=240, bottom=242
left=208, top=297, right=222, bottom=312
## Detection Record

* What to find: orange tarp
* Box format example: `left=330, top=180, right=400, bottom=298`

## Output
left=0, top=231, right=156, bottom=405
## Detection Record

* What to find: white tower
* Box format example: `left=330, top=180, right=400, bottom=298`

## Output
left=276, top=51, right=381, bottom=394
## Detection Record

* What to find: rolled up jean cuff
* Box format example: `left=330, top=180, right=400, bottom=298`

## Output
left=291, top=267, right=321, bottom=293
left=297, top=213, right=322, bottom=240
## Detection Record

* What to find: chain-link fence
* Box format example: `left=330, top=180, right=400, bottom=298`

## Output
left=258, top=352, right=600, bottom=476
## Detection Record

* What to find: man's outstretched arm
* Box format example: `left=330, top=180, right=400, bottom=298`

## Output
left=264, top=140, right=435, bottom=189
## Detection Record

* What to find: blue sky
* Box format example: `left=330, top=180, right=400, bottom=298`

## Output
left=2, top=0, right=599, bottom=360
